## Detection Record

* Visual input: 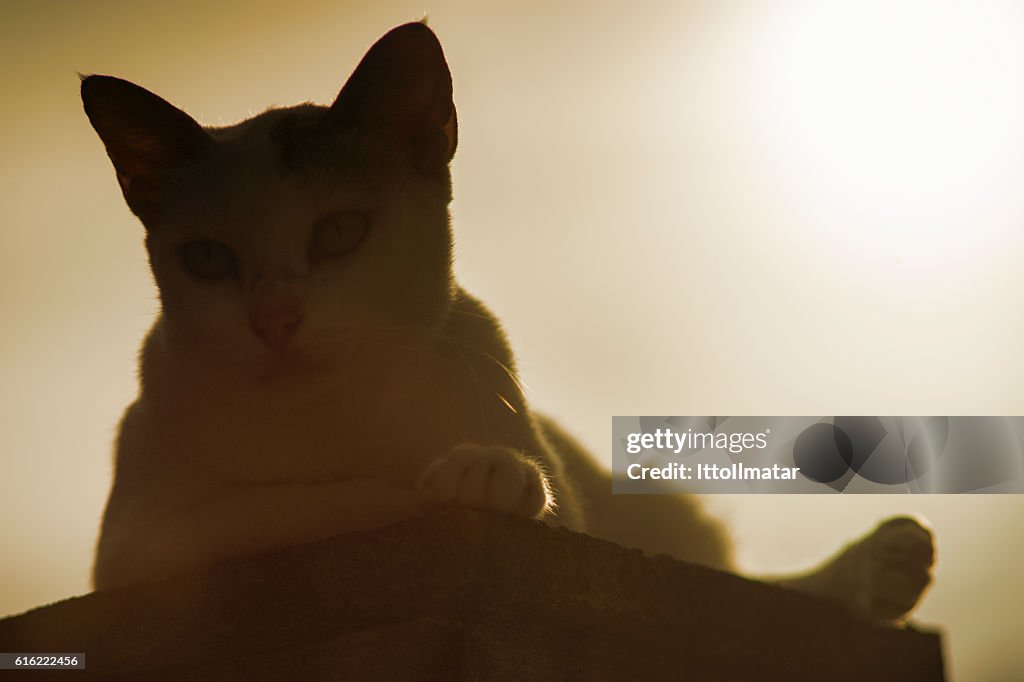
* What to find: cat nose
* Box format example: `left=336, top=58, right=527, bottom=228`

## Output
left=249, top=298, right=303, bottom=350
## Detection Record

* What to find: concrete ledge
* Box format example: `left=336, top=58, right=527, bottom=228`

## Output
left=0, top=509, right=943, bottom=680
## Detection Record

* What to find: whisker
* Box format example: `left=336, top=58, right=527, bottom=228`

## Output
left=436, top=333, right=530, bottom=396
left=447, top=308, right=495, bottom=322
left=363, top=332, right=521, bottom=416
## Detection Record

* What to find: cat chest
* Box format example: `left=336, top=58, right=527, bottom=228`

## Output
left=161, top=392, right=476, bottom=485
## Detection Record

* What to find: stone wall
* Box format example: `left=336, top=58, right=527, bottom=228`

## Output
left=0, top=509, right=944, bottom=680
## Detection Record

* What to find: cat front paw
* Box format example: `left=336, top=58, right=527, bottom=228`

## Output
left=854, top=516, right=935, bottom=622
left=416, top=444, right=552, bottom=518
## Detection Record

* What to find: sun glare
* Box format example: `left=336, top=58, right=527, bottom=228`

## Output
left=753, top=1, right=1024, bottom=255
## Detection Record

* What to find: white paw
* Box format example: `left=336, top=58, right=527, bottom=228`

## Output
left=855, top=516, right=935, bottom=622
left=416, top=444, right=552, bottom=518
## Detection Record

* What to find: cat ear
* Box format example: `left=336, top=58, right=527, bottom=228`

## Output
left=326, top=22, right=458, bottom=166
left=81, top=75, right=210, bottom=222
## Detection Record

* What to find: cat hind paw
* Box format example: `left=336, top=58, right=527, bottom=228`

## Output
left=778, top=515, right=935, bottom=624
left=855, top=516, right=935, bottom=622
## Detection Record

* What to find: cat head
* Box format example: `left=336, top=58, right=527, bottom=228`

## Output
left=82, top=23, right=459, bottom=390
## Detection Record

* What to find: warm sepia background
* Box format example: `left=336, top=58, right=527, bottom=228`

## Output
left=3, top=1, right=1023, bottom=679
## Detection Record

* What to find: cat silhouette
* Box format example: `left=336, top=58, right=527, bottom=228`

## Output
left=83, top=21, right=933, bottom=624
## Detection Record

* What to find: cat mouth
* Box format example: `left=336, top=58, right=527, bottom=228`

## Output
left=256, top=349, right=331, bottom=384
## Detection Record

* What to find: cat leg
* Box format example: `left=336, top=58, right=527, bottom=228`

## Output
left=416, top=444, right=553, bottom=518
left=770, top=516, right=935, bottom=624
left=94, top=478, right=427, bottom=589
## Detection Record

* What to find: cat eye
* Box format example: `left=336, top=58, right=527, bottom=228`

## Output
left=181, top=240, right=238, bottom=280
left=311, top=211, right=368, bottom=260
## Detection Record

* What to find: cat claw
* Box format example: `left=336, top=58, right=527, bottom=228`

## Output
left=416, top=444, right=551, bottom=518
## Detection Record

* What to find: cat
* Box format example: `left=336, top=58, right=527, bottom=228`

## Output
left=82, top=21, right=934, bottom=624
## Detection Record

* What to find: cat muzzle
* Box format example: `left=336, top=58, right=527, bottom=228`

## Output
left=249, top=299, right=303, bottom=351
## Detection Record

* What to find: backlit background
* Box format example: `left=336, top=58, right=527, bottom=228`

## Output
left=2, top=2, right=1023, bottom=678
